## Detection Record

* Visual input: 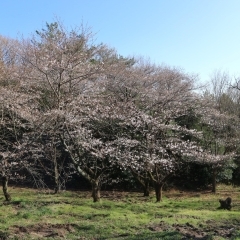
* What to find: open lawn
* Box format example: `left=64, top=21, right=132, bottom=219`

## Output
left=0, top=185, right=240, bottom=239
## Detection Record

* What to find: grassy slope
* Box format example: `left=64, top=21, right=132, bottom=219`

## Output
left=0, top=185, right=240, bottom=239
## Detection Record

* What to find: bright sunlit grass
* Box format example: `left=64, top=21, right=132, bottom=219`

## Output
left=0, top=185, right=239, bottom=239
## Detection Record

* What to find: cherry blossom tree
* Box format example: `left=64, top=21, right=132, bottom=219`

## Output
left=102, top=60, right=204, bottom=200
left=0, top=88, right=38, bottom=200
left=0, top=36, right=34, bottom=199
left=105, top=106, right=202, bottom=202
left=14, top=21, right=108, bottom=195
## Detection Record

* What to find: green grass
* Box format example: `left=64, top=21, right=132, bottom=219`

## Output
left=0, top=185, right=239, bottom=239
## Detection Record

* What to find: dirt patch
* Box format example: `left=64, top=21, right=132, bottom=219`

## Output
left=148, top=220, right=240, bottom=239
left=9, top=223, right=76, bottom=239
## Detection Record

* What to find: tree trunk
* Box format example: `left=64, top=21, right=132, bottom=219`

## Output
left=143, top=180, right=150, bottom=197
left=2, top=176, right=11, bottom=201
left=155, top=182, right=164, bottom=202
left=91, top=181, right=100, bottom=202
left=53, top=147, right=60, bottom=194
left=130, top=169, right=150, bottom=197
left=212, top=168, right=217, bottom=193
left=54, top=176, right=61, bottom=194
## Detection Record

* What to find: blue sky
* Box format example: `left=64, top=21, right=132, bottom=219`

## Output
left=1, top=0, right=240, bottom=83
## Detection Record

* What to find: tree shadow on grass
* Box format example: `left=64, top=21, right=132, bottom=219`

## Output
left=74, top=225, right=95, bottom=232
left=0, top=231, right=8, bottom=240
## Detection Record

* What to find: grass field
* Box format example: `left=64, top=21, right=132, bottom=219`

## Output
left=0, top=185, right=240, bottom=239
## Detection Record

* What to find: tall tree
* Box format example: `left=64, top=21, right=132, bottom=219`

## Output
left=15, top=21, right=108, bottom=195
